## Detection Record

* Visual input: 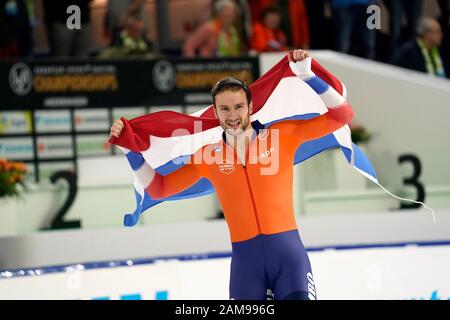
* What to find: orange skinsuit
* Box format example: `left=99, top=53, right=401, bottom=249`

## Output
left=147, top=104, right=354, bottom=243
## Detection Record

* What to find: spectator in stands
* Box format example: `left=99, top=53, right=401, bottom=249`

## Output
left=248, top=0, right=310, bottom=50
left=99, top=12, right=154, bottom=58
left=105, top=0, right=145, bottom=46
left=383, top=0, right=422, bottom=53
left=43, top=0, right=92, bottom=58
left=183, top=0, right=244, bottom=58
left=247, top=0, right=274, bottom=25
left=330, top=0, right=376, bottom=59
left=250, top=6, right=287, bottom=52
left=219, top=0, right=252, bottom=49
left=390, top=17, right=449, bottom=79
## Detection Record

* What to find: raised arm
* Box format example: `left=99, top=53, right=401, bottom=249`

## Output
left=272, top=49, right=355, bottom=147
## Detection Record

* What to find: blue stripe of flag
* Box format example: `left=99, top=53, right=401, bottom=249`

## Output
left=304, top=76, right=330, bottom=95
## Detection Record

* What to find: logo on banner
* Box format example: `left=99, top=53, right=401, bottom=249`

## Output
left=35, top=113, right=71, bottom=133
left=0, top=112, right=32, bottom=134
left=37, top=137, right=73, bottom=159
left=0, top=140, right=34, bottom=158
left=9, top=63, right=33, bottom=96
left=153, top=60, right=175, bottom=93
left=77, top=138, right=111, bottom=155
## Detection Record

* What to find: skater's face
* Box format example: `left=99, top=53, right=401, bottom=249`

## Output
left=214, top=89, right=253, bottom=137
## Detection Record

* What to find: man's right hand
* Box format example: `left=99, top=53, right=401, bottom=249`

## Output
left=110, top=119, right=124, bottom=138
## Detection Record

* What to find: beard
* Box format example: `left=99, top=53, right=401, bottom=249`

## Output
left=222, top=116, right=251, bottom=137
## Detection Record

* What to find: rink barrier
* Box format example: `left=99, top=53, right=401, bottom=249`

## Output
left=2, top=240, right=449, bottom=280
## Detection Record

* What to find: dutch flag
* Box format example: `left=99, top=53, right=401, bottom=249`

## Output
left=110, top=55, right=434, bottom=226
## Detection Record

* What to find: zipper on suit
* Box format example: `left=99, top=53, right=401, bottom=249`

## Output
left=242, top=140, right=262, bottom=233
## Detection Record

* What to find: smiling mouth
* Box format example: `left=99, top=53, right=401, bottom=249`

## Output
left=226, top=120, right=241, bottom=129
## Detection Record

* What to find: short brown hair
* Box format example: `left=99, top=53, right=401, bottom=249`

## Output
left=211, top=77, right=252, bottom=106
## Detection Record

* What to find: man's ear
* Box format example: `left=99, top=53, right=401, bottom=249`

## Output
left=213, top=105, right=218, bottom=118
left=249, top=101, right=253, bottom=115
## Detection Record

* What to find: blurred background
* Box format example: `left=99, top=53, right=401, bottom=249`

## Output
left=0, top=0, right=449, bottom=300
